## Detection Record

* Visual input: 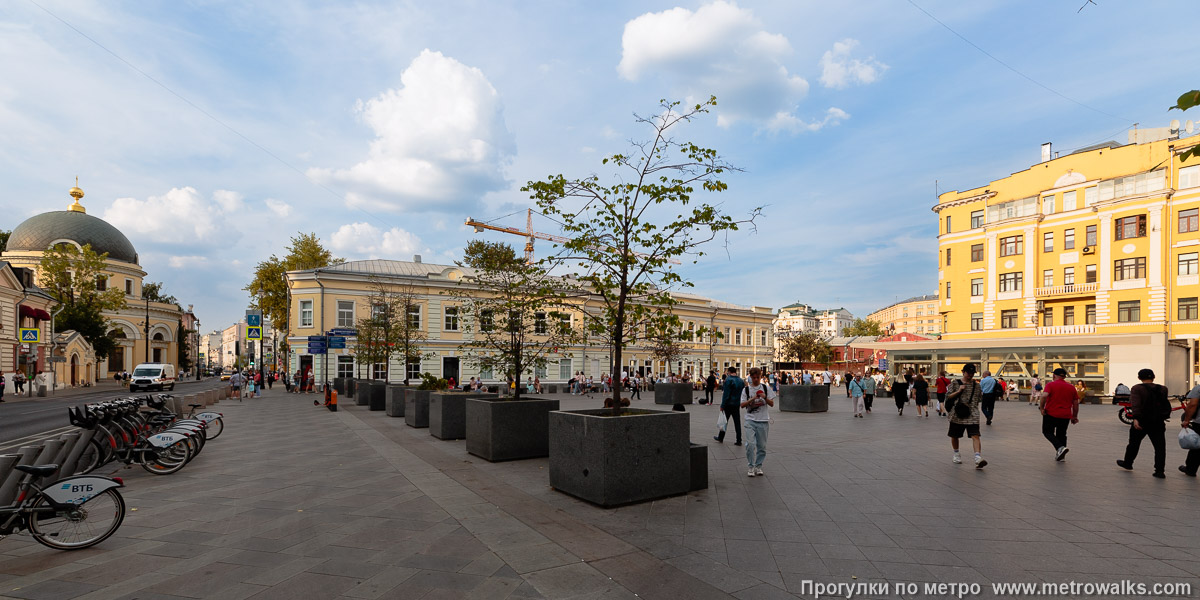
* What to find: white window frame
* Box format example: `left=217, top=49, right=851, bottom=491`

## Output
left=1181, top=165, right=1200, bottom=190
left=337, top=300, right=355, bottom=328
left=1062, top=190, right=1077, bottom=211
left=444, top=306, right=459, bottom=331
left=300, top=300, right=314, bottom=328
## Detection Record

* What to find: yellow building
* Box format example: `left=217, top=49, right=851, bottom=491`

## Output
left=865, top=294, right=940, bottom=337
left=284, top=259, right=777, bottom=384
left=894, top=131, right=1200, bottom=394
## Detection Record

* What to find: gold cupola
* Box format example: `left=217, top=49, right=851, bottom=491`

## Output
left=68, top=177, right=86, bottom=213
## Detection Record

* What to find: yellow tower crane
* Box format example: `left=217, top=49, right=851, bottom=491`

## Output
left=465, top=209, right=681, bottom=265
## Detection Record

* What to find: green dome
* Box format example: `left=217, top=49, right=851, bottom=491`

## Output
left=8, top=210, right=139, bottom=264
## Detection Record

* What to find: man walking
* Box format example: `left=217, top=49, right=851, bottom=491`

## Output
left=1039, top=368, right=1078, bottom=461
left=1117, top=368, right=1169, bottom=478
left=714, top=367, right=746, bottom=446
left=1180, top=385, right=1200, bottom=476
left=979, top=370, right=998, bottom=425
left=862, top=371, right=876, bottom=413
left=845, top=372, right=853, bottom=397
left=945, top=363, right=986, bottom=468
left=741, top=367, right=775, bottom=476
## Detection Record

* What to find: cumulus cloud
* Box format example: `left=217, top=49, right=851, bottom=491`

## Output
left=766, top=107, right=849, bottom=134
left=167, top=255, right=209, bottom=268
left=103, top=187, right=224, bottom=243
left=329, top=222, right=423, bottom=259
left=212, top=189, right=244, bottom=213
left=265, top=198, right=292, bottom=218
left=618, top=1, right=809, bottom=129
left=819, top=39, right=887, bottom=89
left=308, top=50, right=515, bottom=214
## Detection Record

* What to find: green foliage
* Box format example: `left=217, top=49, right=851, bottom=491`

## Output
left=522, top=97, right=759, bottom=413
left=452, top=241, right=579, bottom=401
left=647, top=324, right=686, bottom=369
left=779, top=331, right=833, bottom=367
left=843, top=318, right=885, bottom=337
left=39, top=243, right=126, bottom=360
left=245, top=233, right=341, bottom=339
left=57, top=303, right=117, bottom=360
left=0, top=230, right=9, bottom=253
left=352, top=277, right=431, bottom=384
left=142, top=281, right=178, bottom=305
left=1173, top=90, right=1200, bottom=162
left=417, top=372, right=449, bottom=391
left=177, top=323, right=193, bottom=373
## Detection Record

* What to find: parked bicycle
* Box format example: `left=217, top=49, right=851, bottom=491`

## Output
left=0, top=463, right=125, bottom=550
left=69, top=396, right=213, bottom=476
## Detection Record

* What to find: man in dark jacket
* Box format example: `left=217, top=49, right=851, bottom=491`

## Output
left=714, top=367, right=746, bottom=445
left=1117, top=368, right=1169, bottom=478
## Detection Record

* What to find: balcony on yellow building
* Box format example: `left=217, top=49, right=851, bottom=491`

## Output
left=1035, top=324, right=1096, bottom=336
left=1034, top=282, right=1097, bottom=299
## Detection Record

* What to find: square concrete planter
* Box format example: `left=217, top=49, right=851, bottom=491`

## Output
left=333, top=377, right=346, bottom=395
left=385, top=385, right=413, bottom=417
left=466, top=397, right=560, bottom=461
left=653, top=382, right=693, bottom=405
left=549, top=408, right=691, bottom=507
left=367, top=381, right=387, bottom=411
left=689, top=443, right=708, bottom=492
left=404, top=389, right=433, bottom=428
left=429, top=393, right=500, bottom=440
left=354, top=380, right=372, bottom=406
left=779, top=385, right=829, bottom=413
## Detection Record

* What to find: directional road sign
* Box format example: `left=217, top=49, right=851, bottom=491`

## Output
left=308, top=347, right=327, bottom=355
left=245, top=310, right=262, bottom=327
left=877, top=358, right=888, bottom=370
left=327, top=328, right=357, bottom=337
left=19, top=328, right=39, bottom=343
left=308, top=335, right=327, bottom=342
left=247, top=326, right=262, bottom=340
left=328, top=336, right=346, bottom=349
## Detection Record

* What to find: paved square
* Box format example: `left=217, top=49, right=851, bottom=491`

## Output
left=0, top=387, right=1196, bottom=599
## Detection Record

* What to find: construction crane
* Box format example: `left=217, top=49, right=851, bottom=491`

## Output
left=465, top=209, right=680, bottom=264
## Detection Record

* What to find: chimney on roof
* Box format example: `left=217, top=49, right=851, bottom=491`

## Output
left=1040, top=142, right=1052, bottom=163
left=413, top=255, right=422, bottom=263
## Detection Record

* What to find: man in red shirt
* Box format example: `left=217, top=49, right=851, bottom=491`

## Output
left=1039, top=368, right=1079, bottom=461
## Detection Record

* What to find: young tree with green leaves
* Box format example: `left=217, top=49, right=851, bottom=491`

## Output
left=39, top=243, right=127, bottom=361
left=142, top=281, right=178, bottom=305
left=523, top=97, right=759, bottom=414
left=353, top=303, right=388, bottom=380
left=779, top=331, right=833, bottom=369
left=452, top=241, right=579, bottom=401
left=842, top=318, right=885, bottom=337
left=647, top=323, right=686, bottom=378
left=358, top=277, right=431, bottom=385
left=245, top=232, right=340, bottom=338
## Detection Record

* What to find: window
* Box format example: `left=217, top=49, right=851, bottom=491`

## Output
left=945, top=281, right=951, bottom=299
left=1064, top=306, right=1075, bottom=326
left=337, top=356, right=354, bottom=379
left=735, top=329, right=742, bottom=345
left=971, top=243, right=984, bottom=262
left=337, top=301, right=354, bottom=328
left=372, top=363, right=387, bottom=380
left=480, top=310, right=494, bottom=332
left=1181, top=253, right=1199, bottom=276
left=1115, top=215, right=1146, bottom=240
left=945, top=215, right=951, bottom=234
left=1064, top=267, right=1075, bottom=285
left=970, top=278, right=983, bottom=296
left=1042, top=195, right=1055, bottom=215
left=1181, top=298, right=1199, bottom=321
left=1086, top=264, right=1097, bottom=283
left=407, top=305, right=421, bottom=329
left=300, top=300, right=313, bottom=328
left=1181, top=208, right=1199, bottom=233
left=999, top=235, right=1023, bottom=256
left=559, top=358, right=572, bottom=380
left=1114, top=257, right=1146, bottom=281
left=1182, top=165, right=1200, bottom=190
left=1084, top=186, right=1098, bottom=206
left=761, top=330, right=767, bottom=346
left=371, top=303, right=386, bottom=319
left=1000, top=310, right=1018, bottom=329
left=1043, top=232, right=1054, bottom=252
left=95, top=276, right=107, bottom=291
left=945, top=247, right=951, bottom=266
left=534, top=312, right=547, bottom=334
left=125, top=279, right=133, bottom=295
left=1064, top=229, right=1075, bottom=250
left=1043, top=269, right=1054, bottom=287
left=724, top=327, right=730, bottom=344
left=1117, top=300, right=1140, bottom=323
left=970, top=313, right=983, bottom=331
left=1062, top=190, right=1077, bottom=211
left=1086, top=225, right=1097, bottom=247
left=1043, top=307, right=1054, bottom=327
left=999, top=272, right=1023, bottom=292
left=558, top=312, right=571, bottom=332
left=987, top=197, right=1037, bottom=222
left=1086, top=304, right=1096, bottom=325
left=478, top=364, right=492, bottom=381
left=153, top=348, right=162, bottom=363
left=403, top=361, right=423, bottom=381
left=971, top=210, right=984, bottom=229
left=1099, top=169, right=1166, bottom=201
left=444, top=306, right=459, bottom=331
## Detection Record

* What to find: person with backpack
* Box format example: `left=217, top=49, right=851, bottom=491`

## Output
left=945, top=363, right=987, bottom=469
left=741, top=367, right=776, bottom=476
left=713, top=367, right=746, bottom=445
left=1029, top=376, right=1043, bottom=406
left=1039, top=368, right=1079, bottom=461
left=934, top=371, right=951, bottom=417
left=861, top=371, right=876, bottom=413
left=1116, top=368, right=1169, bottom=478
left=849, top=373, right=867, bottom=418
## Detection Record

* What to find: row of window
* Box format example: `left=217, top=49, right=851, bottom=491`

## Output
left=950, top=251, right=1200, bottom=300
left=95, top=276, right=137, bottom=296
left=968, top=297, right=1200, bottom=331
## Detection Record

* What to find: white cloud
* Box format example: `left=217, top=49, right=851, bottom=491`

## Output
left=308, top=50, right=515, bottom=214
left=618, top=1, right=809, bottom=129
left=212, top=189, right=244, bottom=213
left=103, top=187, right=224, bottom=243
left=168, top=255, right=209, bottom=268
left=766, top=107, right=850, bottom=134
left=329, top=222, right=423, bottom=259
left=819, top=39, right=888, bottom=89
left=265, top=198, right=292, bottom=217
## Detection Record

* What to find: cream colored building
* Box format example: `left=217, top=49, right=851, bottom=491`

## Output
left=284, top=259, right=777, bottom=384
left=865, top=294, right=941, bottom=336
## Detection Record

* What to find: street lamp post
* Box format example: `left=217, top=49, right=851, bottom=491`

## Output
left=142, top=297, right=151, bottom=364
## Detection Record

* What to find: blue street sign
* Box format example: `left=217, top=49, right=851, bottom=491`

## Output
left=327, top=328, right=357, bottom=337
left=19, top=328, right=39, bottom=343
left=328, top=339, right=346, bottom=349
left=308, top=335, right=327, bottom=342
left=877, top=359, right=888, bottom=370
left=246, top=314, right=261, bottom=327
left=307, top=341, right=327, bottom=349
left=308, top=347, right=327, bottom=355
left=247, top=326, right=262, bottom=340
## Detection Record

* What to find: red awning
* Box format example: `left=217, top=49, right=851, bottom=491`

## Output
left=19, top=306, right=51, bottom=321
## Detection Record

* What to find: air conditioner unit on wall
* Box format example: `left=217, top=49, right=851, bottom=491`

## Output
left=1082, top=246, right=1094, bottom=254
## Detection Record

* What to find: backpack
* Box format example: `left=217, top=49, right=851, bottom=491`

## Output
left=947, top=381, right=975, bottom=419
left=1153, top=384, right=1173, bottom=421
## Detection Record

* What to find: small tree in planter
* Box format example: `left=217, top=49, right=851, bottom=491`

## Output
left=452, top=241, right=579, bottom=401
left=780, top=330, right=832, bottom=370
left=358, top=277, right=431, bottom=385
left=353, top=301, right=387, bottom=380
left=648, top=323, right=692, bottom=408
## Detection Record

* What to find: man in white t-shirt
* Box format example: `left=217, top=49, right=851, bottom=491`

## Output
left=741, top=367, right=777, bottom=477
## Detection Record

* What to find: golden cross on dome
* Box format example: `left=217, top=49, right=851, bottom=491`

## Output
left=68, top=176, right=86, bottom=213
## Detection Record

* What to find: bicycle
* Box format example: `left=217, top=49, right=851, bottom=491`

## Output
left=0, top=463, right=125, bottom=550
left=1117, top=394, right=1185, bottom=425
left=70, top=399, right=207, bottom=476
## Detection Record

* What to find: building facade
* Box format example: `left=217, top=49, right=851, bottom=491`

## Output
left=284, top=259, right=778, bottom=384
left=774, top=303, right=853, bottom=337
left=923, top=131, right=1200, bottom=393
left=865, top=294, right=941, bottom=336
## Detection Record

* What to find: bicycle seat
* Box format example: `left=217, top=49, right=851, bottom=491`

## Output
left=15, top=464, right=58, bottom=477
left=188, top=403, right=202, bottom=408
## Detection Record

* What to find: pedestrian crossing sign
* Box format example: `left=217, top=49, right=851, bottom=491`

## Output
left=247, top=326, right=262, bottom=340
left=19, top=328, right=39, bottom=343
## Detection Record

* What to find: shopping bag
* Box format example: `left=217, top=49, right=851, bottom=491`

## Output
left=1179, top=427, right=1200, bottom=450
left=717, top=410, right=727, bottom=432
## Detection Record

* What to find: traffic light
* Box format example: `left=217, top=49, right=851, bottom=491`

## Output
left=249, top=360, right=255, bottom=369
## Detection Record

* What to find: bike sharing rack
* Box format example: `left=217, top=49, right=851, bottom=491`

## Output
left=0, top=427, right=99, bottom=506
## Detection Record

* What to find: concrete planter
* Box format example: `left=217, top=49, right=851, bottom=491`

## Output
left=385, top=385, right=413, bottom=417
left=689, top=443, right=708, bottom=492
left=404, top=389, right=433, bottom=428
left=653, top=382, right=693, bottom=405
left=333, top=377, right=346, bottom=395
left=430, top=393, right=500, bottom=440
left=354, top=380, right=372, bottom=406
left=778, top=385, right=829, bottom=413
left=548, top=408, right=692, bottom=507
left=545, top=384, right=558, bottom=394
left=466, top=397, right=560, bottom=462
left=350, top=378, right=365, bottom=399
left=367, top=381, right=387, bottom=411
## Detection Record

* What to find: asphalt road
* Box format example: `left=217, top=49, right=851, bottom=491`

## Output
left=0, top=379, right=228, bottom=450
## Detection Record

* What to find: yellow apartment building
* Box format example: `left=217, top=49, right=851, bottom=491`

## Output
left=880, top=131, right=1200, bottom=395
left=865, top=294, right=941, bottom=337
left=284, top=258, right=777, bottom=384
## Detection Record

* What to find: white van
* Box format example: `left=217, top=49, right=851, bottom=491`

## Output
left=129, top=363, right=177, bottom=392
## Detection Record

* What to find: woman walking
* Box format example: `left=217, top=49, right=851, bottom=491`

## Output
left=935, top=371, right=951, bottom=416
left=850, top=374, right=867, bottom=418
left=893, top=369, right=912, bottom=416
left=913, top=370, right=930, bottom=417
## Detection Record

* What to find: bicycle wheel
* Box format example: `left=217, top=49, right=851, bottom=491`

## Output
left=29, top=488, right=125, bottom=550
left=141, top=442, right=190, bottom=475
left=75, top=438, right=105, bottom=475
left=203, top=418, right=224, bottom=440
left=1119, top=407, right=1133, bottom=425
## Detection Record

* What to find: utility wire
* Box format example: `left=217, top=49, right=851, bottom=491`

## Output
left=27, top=0, right=400, bottom=234
left=904, top=0, right=1134, bottom=124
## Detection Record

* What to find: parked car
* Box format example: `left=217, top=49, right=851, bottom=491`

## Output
left=129, top=363, right=177, bottom=392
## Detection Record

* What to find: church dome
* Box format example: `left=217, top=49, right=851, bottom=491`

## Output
left=7, top=184, right=138, bottom=264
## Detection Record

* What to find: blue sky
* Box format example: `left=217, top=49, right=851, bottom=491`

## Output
left=1, top=0, right=1195, bottom=331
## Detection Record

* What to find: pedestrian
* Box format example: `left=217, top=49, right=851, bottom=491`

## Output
left=1039, top=367, right=1079, bottom=462
left=1028, top=375, right=1043, bottom=406
left=979, top=370, right=998, bottom=425
left=849, top=373, right=866, bottom=417
left=862, top=370, right=876, bottom=413
left=246, top=372, right=256, bottom=398
left=713, top=366, right=746, bottom=445
left=1074, top=380, right=1087, bottom=402
left=631, top=375, right=641, bottom=400
left=935, top=370, right=950, bottom=417
left=845, top=372, right=853, bottom=397
left=893, top=369, right=911, bottom=416
left=822, top=369, right=832, bottom=393
left=741, top=367, right=775, bottom=476
left=293, top=370, right=302, bottom=393
left=230, top=370, right=242, bottom=399
left=267, top=371, right=275, bottom=390
left=913, top=370, right=930, bottom=417
left=1179, top=385, right=1200, bottom=476
left=0, top=372, right=6, bottom=402
left=1116, top=368, right=1169, bottom=478
left=13, top=372, right=23, bottom=394
left=945, top=363, right=987, bottom=468
left=704, top=370, right=717, bottom=405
